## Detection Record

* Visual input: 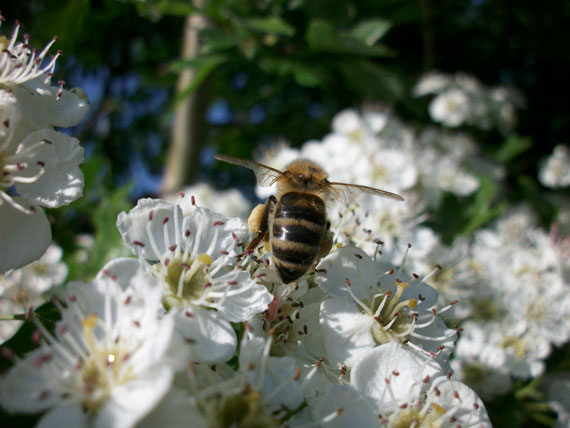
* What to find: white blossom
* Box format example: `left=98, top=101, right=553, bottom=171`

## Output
left=116, top=196, right=273, bottom=362
left=428, top=88, right=470, bottom=127
left=0, top=20, right=60, bottom=87
left=140, top=333, right=328, bottom=428
left=0, top=243, right=67, bottom=341
left=0, top=21, right=88, bottom=273
left=316, top=246, right=457, bottom=370
left=172, top=182, right=251, bottom=219
left=0, top=261, right=187, bottom=428
left=351, top=343, right=491, bottom=427
left=413, top=72, right=453, bottom=97
left=539, top=144, right=570, bottom=188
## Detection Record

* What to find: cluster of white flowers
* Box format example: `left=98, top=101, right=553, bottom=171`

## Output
left=252, top=107, right=505, bottom=263
left=448, top=208, right=570, bottom=399
left=539, top=144, right=570, bottom=188
left=168, top=181, right=252, bottom=218
left=0, top=188, right=492, bottom=427
left=0, top=243, right=67, bottom=341
left=0, top=19, right=88, bottom=273
left=413, top=71, right=523, bottom=134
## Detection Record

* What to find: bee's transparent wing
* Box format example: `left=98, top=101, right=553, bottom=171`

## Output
left=328, top=182, right=405, bottom=204
left=215, top=154, right=283, bottom=187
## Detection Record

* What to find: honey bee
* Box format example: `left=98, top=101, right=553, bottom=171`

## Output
left=215, top=154, right=405, bottom=283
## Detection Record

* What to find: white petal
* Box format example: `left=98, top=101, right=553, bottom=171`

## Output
left=175, top=307, right=237, bottom=363
left=96, top=366, right=173, bottom=428
left=316, top=247, right=378, bottom=300
left=116, top=198, right=181, bottom=259
left=0, top=347, right=64, bottom=413
left=430, top=377, right=491, bottom=427
left=13, top=80, right=89, bottom=129
left=215, top=274, right=273, bottom=322
left=36, top=401, right=87, bottom=428
left=239, top=336, right=305, bottom=412
left=0, top=199, right=51, bottom=273
left=308, top=384, right=378, bottom=428
left=320, top=298, right=375, bottom=368
left=181, top=206, right=248, bottom=257
left=49, top=87, right=90, bottom=128
left=15, top=129, right=84, bottom=207
left=351, top=343, right=441, bottom=414
left=138, top=388, right=209, bottom=428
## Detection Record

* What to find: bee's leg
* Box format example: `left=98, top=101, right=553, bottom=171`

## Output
left=314, top=221, right=333, bottom=273
left=242, top=195, right=277, bottom=256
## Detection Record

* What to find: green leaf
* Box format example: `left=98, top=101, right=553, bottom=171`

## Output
left=245, top=16, right=296, bottom=36
left=337, top=60, right=404, bottom=100
left=201, top=32, right=239, bottom=54
left=518, top=175, right=557, bottom=226
left=306, top=19, right=393, bottom=57
left=169, top=54, right=226, bottom=73
left=86, top=184, right=134, bottom=278
left=494, top=135, right=532, bottom=163
left=133, top=0, right=198, bottom=18
left=174, top=55, right=226, bottom=100
left=461, top=176, right=505, bottom=235
left=66, top=181, right=133, bottom=281
left=259, top=57, right=326, bottom=87
left=349, top=19, right=391, bottom=46
left=306, top=19, right=336, bottom=51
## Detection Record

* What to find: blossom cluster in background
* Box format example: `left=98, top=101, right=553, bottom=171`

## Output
left=413, top=71, right=524, bottom=134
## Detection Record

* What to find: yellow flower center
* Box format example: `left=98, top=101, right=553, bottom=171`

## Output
left=79, top=314, right=134, bottom=412
left=368, top=282, right=417, bottom=345
left=213, top=388, right=279, bottom=428
left=159, top=253, right=212, bottom=309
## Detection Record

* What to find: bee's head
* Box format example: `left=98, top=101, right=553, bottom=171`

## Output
left=280, top=158, right=328, bottom=195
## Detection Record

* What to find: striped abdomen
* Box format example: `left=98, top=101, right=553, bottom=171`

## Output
left=272, top=192, right=327, bottom=283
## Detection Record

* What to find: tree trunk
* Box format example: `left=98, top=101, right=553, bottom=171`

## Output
left=161, top=6, right=208, bottom=197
